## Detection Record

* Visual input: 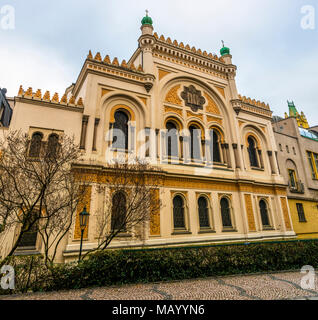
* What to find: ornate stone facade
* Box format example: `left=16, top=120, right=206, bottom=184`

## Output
left=0, top=14, right=296, bottom=262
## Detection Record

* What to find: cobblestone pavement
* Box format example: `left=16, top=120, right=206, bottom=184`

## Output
left=2, top=271, right=318, bottom=300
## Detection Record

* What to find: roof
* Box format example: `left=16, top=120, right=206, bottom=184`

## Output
left=299, top=127, right=318, bottom=141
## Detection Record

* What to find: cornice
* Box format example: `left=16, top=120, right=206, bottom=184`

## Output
left=71, top=162, right=287, bottom=194
left=231, top=99, right=273, bottom=120
left=74, top=59, right=156, bottom=96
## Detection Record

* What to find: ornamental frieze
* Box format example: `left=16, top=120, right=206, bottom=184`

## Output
left=206, top=115, right=223, bottom=126
left=186, top=111, right=204, bottom=121
left=164, top=106, right=183, bottom=117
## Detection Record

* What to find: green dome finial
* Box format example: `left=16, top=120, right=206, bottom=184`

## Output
left=141, top=9, right=153, bottom=26
left=220, top=40, right=230, bottom=56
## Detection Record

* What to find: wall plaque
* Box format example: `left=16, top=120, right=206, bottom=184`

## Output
left=181, top=85, right=206, bottom=112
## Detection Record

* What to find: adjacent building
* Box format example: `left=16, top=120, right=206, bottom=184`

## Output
left=0, top=88, right=13, bottom=128
left=273, top=102, right=318, bottom=239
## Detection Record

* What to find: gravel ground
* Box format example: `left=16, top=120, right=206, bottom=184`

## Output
left=1, top=271, right=318, bottom=300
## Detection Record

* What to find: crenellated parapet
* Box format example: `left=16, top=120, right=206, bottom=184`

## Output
left=151, top=33, right=236, bottom=80
left=153, top=32, right=224, bottom=63
left=87, top=50, right=144, bottom=74
left=85, top=51, right=155, bottom=92
left=231, top=94, right=272, bottom=119
left=238, top=94, right=270, bottom=110
left=17, top=85, right=84, bottom=109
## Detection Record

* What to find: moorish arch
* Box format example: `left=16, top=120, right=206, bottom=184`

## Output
left=159, top=77, right=236, bottom=153
left=241, top=124, right=270, bottom=151
left=241, top=124, right=272, bottom=172
left=101, top=93, right=149, bottom=129
left=97, top=94, right=148, bottom=156
left=160, top=76, right=232, bottom=131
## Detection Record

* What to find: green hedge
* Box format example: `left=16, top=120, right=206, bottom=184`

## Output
left=46, top=240, right=318, bottom=292
left=2, top=240, right=318, bottom=294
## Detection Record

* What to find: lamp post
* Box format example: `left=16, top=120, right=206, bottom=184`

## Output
left=78, top=206, right=89, bottom=262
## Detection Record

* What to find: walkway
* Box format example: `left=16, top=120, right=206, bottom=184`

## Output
left=2, top=271, right=318, bottom=300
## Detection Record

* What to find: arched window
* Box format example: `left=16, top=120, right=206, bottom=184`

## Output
left=220, top=197, right=232, bottom=228
left=248, top=136, right=259, bottom=168
left=46, top=134, right=59, bottom=159
left=111, top=191, right=127, bottom=231
left=166, top=121, right=179, bottom=158
left=112, top=111, right=129, bottom=150
left=210, top=130, right=221, bottom=163
left=189, top=125, right=201, bottom=160
left=259, top=200, right=270, bottom=227
left=173, top=195, right=185, bottom=229
left=198, top=196, right=210, bottom=228
left=17, top=211, right=39, bottom=248
left=29, top=132, right=43, bottom=158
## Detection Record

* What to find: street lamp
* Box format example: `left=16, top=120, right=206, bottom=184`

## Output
left=78, top=206, right=89, bottom=262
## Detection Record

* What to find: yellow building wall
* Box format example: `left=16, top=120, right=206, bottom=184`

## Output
left=288, top=199, right=318, bottom=239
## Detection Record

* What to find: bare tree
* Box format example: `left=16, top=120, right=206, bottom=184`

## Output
left=80, top=160, right=164, bottom=259
left=0, top=131, right=88, bottom=268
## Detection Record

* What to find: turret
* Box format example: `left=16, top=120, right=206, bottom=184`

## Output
left=139, top=10, right=155, bottom=74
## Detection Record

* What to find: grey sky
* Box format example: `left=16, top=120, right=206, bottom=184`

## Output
left=0, top=0, right=317, bottom=124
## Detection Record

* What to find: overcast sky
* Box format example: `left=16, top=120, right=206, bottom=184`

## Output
left=0, top=0, right=317, bottom=125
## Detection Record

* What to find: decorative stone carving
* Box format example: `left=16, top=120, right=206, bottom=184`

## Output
left=144, top=83, right=153, bottom=93
left=181, top=85, right=205, bottom=112
left=244, top=194, right=256, bottom=232
left=158, top=69, right=171, bottom=81
left=280, top=197, right=292, bottom=231
left=165, top=85, right=182, bottom=105
left=215, top=86, right=225, bottom=98
left=204, top=93, right=221, bottom=115
left=206, top=116, right=223, bottom=125
left=186, top=111, right=203, bottom=121
left=164, top=106, right=183, bottom=117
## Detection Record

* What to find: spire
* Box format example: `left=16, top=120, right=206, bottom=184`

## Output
left=288, top=100, right=298, bottom=117
left=287, top=101, right=310, bottom=129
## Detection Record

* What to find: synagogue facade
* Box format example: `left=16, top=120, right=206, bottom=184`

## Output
left=1, top=14, right=295, bottom=262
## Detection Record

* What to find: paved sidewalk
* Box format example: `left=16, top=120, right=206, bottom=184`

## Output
left=1, top=271, right=318, bottom=300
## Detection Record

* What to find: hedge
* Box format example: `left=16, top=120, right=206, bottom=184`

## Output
left=46, top=240, right=318, bottom=292
left=2, top=239, right=318, bottom=294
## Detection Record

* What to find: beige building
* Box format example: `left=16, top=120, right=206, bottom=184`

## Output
left=273, top=103, right=318, bottom=239
left=0, top=14, right=295, bottom=262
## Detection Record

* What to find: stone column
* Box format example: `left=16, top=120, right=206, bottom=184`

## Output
left=155, top=129, right=160, bottom=160
left=221, top=143, right=227, bottom=165
left=267, top=151, right=277, bottom=174
left=232, top=143, right=240, bottom=169
left=258, top=149, right=264, bottom=169
left=80, top=115, right=89, bottom=150
left=92, top=118, right=100, bottom=151
left=224, top=144, right=232, bottom=168
left=275, top=151, right=280, bottom=174
left=241, top=145, right=246, bottom=170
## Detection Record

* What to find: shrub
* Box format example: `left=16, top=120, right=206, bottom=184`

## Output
left=47, top=239, right=318, bottom=292
left=2, top=239, right=318, bottom=294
